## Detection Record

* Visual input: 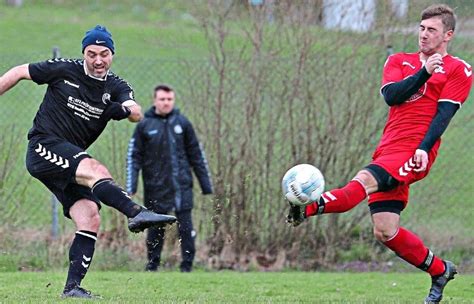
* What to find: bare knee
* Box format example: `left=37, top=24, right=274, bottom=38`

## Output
left=373, top=226, right=397, bottom=242
left=70, top=199, right=101, bottom=233
left=74, top=212, right=101, bottom=232
left=372, top=212, right=400, bottom=242
left=76, top=158, right=112, bottom=188
left=83, top=213, right=101, bottom=232
left=354, top=169, right=378, bottom=194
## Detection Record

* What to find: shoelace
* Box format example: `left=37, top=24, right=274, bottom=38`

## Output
left=76, top=286, right=91, bottom=295
left=78, top=287, right=103, bottom=299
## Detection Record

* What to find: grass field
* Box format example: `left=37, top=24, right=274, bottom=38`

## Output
left=0, top=1, right=208, bottom=59
left=0, top=271, right=473, bottom=303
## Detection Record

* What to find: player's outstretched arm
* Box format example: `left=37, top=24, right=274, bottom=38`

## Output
left=0, top=64, right=31, bottom=96
left=124, top=101, right=143, bottom=122
left=103, top=100, right=143, bottom=122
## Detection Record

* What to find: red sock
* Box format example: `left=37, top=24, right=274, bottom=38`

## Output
left=305, top=180, right=367, bottom=216
left=384, top=227, right=445, bottom=276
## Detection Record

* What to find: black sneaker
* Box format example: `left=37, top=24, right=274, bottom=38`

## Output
left=424, top=261, right=457, bottom=304
left=145, top=262, right=158, bottom=272
left=180, top=261, right=193, bottom=273
left=61, top=286, right=101, bottom=299
left=128, top=209, right=177, bottom=233
left=180, top=266, right=192, bottom=273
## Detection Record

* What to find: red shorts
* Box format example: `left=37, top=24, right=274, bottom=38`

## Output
left=367, top=144, right=439, bottom=207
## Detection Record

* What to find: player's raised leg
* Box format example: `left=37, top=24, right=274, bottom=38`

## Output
left=288, top=167, right=378, bottom=224
left=286, top=167, right=376, bottom=226
left=76, top=158, right=176, bottom=232
left=305, top=178, right=368, bottom=216
left=295, top=164, right=399, bottom=220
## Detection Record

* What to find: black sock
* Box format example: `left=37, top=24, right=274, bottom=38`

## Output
left=91, top=178, right=142, bottom=217
left=64, top=231, right=97, bottom=292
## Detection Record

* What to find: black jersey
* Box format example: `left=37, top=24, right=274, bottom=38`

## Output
left=28, top=58, right=135, bottom=149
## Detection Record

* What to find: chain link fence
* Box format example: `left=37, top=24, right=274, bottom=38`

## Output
left=0, top=43, right=473, bottom=271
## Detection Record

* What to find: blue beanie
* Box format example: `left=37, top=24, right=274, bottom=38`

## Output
left=82, top=25, right=115, bottom=54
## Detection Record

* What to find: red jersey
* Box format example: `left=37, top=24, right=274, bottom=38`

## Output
left=377, top=52, right=472, bottom=154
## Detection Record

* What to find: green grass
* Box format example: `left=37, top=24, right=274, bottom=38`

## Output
left=0, top=271, right=473, bottom=303
left=0, top=1, right=208, bottom=59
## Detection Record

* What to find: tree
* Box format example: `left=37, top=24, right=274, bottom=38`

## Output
left=186, top=0, right=387, bottom=269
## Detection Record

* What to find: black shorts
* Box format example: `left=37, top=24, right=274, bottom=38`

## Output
left=26, top=135, right=101, bottom=218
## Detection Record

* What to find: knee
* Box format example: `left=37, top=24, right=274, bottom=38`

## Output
left=75, top=211, right=101, bottom=232
left=354, top=170, right=378, bottom=194
left=88, top=159, right=111, bottom=178
left=78, top=158, right=112, bottom=186
left=89, top=213, right=101, bottom=231
left=78, top=214, right=101, bottom=232
left=371, top=211, right=400, bottom=243
left=373, top=222, right=398, bottom=242
left=364, top=164, right=399, bottom=192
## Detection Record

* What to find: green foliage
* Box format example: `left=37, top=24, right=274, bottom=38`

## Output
left=0, top=255, right=17, bottom=272
left=339, top=244, right=373, bottom=263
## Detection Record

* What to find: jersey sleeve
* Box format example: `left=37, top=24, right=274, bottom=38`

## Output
left=438, top=60, right=473, bottom=106
left=183, top=117, right=213, bottom=194
left=126, top=123, right=145, bottom=194
left=28, top=59, right=68, bottom=85
left=381, top=54, right=404, bottom=88
left=112, top=80, right=136, bottom=105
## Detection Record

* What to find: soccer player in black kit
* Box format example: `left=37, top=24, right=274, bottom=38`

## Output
left=0, top=25, right=176, bottom=298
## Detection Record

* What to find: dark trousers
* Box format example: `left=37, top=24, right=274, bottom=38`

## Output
left=146, top=209, right=195, bottom=271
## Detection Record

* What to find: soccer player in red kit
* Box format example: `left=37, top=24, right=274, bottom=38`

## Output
left=286, top=4, right=472, bottom=303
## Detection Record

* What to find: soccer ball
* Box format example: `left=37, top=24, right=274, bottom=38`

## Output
left=281, top=164, right=325, bottom=206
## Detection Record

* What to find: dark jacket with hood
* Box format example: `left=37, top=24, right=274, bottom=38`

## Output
left=126, top=107, right=212, bottom=212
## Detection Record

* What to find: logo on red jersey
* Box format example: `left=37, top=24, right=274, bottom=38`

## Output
left=465, top=67, right=473, bottom=77
left=434, top=66, right=445, bottom=74
left=406, top=83, right=427, bottom=102
left=402, top=61, right=416, bottom=69
left=398, top=157, right=416, bottom=177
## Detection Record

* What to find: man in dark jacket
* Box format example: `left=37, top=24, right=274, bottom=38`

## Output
left=127, top=84, right=212, bottom=272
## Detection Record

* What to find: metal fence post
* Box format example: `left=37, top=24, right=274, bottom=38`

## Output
left=51, top=195, right=59, bottom=239
left=386, top=45, right=394, bottom=57
left=52, top=46, right=60, bottom=59
left=50, top=46, right=61, bottom=239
